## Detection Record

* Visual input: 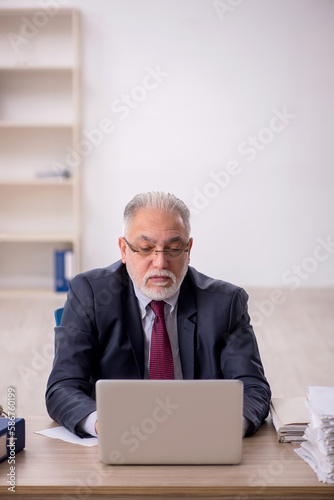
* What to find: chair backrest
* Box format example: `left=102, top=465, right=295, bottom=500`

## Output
left=54, top=308, right=64, bottom=326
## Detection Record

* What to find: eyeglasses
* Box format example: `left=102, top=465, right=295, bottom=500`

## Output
left=123, top=237, right=189, bottom=259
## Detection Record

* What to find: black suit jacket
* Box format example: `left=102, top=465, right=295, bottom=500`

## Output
left=46, top=261, right=271, bottom=436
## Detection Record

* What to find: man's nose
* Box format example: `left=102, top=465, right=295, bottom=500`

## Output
left=152, top=250, right=169, bottom=268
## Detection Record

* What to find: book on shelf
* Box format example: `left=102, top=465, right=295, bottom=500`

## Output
left=35, top=168, right=71, bottom=179
left=54, top=249, right=74, bottom=292
left=270, top=397, right=309, bottom=443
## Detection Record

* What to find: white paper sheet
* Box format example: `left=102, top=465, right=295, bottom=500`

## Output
left=295, top=386, right=334, bottom=484
left=308, top=386, right=334, bottom=417
left=35, top=426, right=98, bottom=447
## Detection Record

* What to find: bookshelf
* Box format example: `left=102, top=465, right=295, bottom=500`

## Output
left=0, top=8, right=81, bottom=296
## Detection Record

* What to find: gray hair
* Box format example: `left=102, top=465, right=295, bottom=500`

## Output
left=123, top=191, right=191, bottom=237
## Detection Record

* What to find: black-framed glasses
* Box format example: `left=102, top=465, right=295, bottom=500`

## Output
left=123, top=237, right=189, bottom=259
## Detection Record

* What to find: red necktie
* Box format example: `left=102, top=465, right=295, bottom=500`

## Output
left=149, top=300, right=174, bottom=379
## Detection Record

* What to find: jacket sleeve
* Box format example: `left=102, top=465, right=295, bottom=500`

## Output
left=45, top=274, right=99, bottom=437
left=221, top=288, right=271, bottom=436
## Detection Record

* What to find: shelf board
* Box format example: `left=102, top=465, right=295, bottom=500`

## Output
left=0, top=121, right=74, bottom=129
left=0, top=232, right=76, bottom=243
left=0, top=288, right=68, bottom=299
left=0, top=7, right=75, bottom=15
left=0, top=65, right=74, bottom=72
left=0, top=177, right=74, bottom=186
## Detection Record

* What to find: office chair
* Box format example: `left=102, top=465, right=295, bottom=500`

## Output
left=54, top=307, right=64, bottom=327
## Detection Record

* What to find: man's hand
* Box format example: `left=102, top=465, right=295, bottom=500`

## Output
left=95, top=420, right=98, bottom=435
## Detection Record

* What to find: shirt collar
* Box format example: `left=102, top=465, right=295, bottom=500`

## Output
left=133, top=285, right=180, bottom=319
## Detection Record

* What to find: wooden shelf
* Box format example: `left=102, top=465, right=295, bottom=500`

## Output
left=0, top=121, right=74, bottom=128
left=0, top=288, right=68, bottom=299
left=0, top=8, right=81, bottom=293
left=0, top=65, right=74, bottom=72
left=0, top=232, right=76, bottom=243
left=0, top=7, right=75, bottom=14
left=0, top=177, right=73, bottom=186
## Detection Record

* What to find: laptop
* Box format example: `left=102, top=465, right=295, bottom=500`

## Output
left=96, top=379, right=243, bottom=465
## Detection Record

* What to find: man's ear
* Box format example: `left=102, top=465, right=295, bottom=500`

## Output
left=119, top=237, right=127, bottom=263
left=187, top=238, right=193, bottom=263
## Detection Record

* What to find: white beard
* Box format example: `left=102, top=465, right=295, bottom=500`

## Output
left=126, top=262, right=188, bottom=300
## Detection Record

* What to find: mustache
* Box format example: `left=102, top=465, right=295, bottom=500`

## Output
left=144, top=269, right=176, bottom=283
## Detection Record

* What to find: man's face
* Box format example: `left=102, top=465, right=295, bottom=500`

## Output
left=119, top=208, right=193, bottom=300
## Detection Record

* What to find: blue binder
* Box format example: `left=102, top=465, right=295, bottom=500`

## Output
left=54, top=250, right=74, bottom=292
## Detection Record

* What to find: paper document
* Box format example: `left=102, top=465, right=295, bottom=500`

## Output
left=295, top=386, right=334, bottom=484
left=270, top=397, right=309, bottom=442
left=35, top=426, right=98, bottom=447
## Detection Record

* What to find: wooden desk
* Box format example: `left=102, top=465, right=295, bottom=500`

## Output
left=0, top=416, right=333, bottom=499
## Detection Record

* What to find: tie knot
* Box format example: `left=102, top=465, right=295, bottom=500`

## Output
left=150, top=300, right=165, bottom=318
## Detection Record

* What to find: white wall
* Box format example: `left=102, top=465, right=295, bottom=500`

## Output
left=3, top=0, right=334, bottom=288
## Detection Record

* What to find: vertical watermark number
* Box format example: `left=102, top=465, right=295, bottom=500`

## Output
left=7, top=387, right=16, bottom=493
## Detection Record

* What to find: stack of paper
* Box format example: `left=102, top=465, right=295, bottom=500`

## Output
left=270, top=397, right=309, bottom=442
left=295, top=386, right=334, bottom=483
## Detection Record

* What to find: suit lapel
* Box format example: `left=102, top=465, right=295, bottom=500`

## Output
left=177, top=274, right=197, bottom=379
left=121, top=267, right=145, bottom=378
